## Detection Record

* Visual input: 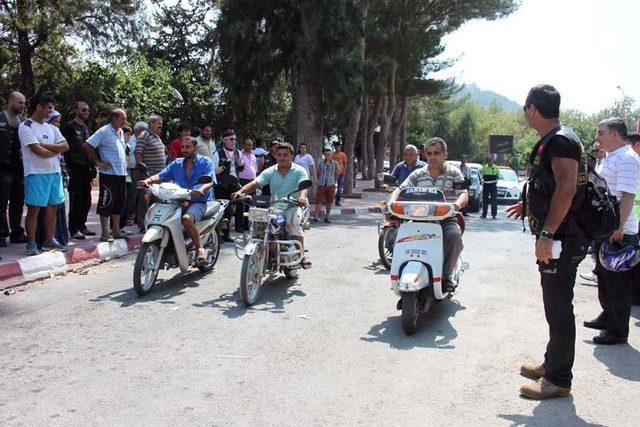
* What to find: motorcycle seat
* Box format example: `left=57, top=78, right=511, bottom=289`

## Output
left=201, top=201, right=221, bottom=220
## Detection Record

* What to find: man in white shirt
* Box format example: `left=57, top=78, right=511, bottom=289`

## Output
left=18, top=93, right=69, bottom=255
left=585, top=118, right=640, bottom=345
left=196, top=124, right=216, bottom=159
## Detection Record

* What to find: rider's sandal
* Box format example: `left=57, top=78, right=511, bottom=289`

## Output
left=300, top=257, right=312, bottom=270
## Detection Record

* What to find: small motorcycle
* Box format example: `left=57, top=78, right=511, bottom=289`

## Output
left=377, top=173, right=400, bottom=269
left=233, top=180, right=313, bottom=306
left=133, top=172, right=228, bottom=296
left=383, top=174, right=467, bottom=335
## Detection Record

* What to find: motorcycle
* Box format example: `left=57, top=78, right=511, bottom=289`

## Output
left=233, top=180, right=313, bottom=306
left=382, top=174, right=467, bottom=335
left=133, top=168, right=228, bottom=296
left=377, top=175, right=401, bottom=269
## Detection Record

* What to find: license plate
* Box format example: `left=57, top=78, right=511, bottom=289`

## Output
left=497, top=191, right=506, bottom=197
left=248, top=208, right=269, bottom=223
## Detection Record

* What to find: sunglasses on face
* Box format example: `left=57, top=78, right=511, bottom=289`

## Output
left=81, top=108, right=90, bottom=112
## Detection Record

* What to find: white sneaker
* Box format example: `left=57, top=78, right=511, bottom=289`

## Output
left=580, top=272, right=598, bottom=283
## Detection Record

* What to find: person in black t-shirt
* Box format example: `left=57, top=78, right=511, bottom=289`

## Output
left=506, top=84, right=588, bottom=400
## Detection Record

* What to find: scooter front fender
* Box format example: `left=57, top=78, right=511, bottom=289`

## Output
left=142, top=225, right=164, bottom=244
left=395, top=261, right=430, bottom=294
left=243, top=241, right=262, bottom=257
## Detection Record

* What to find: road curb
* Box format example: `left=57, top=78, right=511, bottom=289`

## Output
left=0, top=205, right=381, bottom=289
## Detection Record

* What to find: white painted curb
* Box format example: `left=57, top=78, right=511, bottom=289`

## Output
left=97, top=239, right=129, bottom=260
left=18, top=251, right=68, bottom=281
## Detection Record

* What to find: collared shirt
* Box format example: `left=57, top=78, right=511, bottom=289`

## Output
left=600, top=144, right=640, bottom=234
left=87, top=124, right=127, bottom=176
left=400, top=163, right=467, bottom=201
left=317, top=158, right=338, bottom=186
left=331, top=151, right=347, bottom=176
left=127, top=135, right=138, bottom=168
left=19, top=119, right=66, bottom=176
left=238, top=150, right=257, bottom=180
left=256, top=163, right=308, bottom=208
left=196, top=136, right=216, bottom=160
left=481, top=163, right=500, bottom=184
left=135, top=130, right=166, bottom=174
left=391, top=160, right=426, bottom=184
left=158, top=154, right=216, bottom=203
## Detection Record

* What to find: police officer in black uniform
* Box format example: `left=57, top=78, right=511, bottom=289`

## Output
left=0, top=91, right=28, bottom=248
left=507, top=84, right=589, bottom=400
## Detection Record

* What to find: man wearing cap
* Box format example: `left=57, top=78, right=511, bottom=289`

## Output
left=481, top=155, right=500, bottom=219
left=83, top=108, right=129, bottom=242
left=0, top=91, right=28, bottom=249
left=18, top=93, right=69, bottom=255
left=331, top=141, right=348, bottom=206
left=212, top=129, right=244, bottom=241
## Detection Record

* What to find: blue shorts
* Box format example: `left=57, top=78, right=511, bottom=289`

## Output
left=182, top=203, right=207, bottom=222
left=25, top=173, right=65, bottom=207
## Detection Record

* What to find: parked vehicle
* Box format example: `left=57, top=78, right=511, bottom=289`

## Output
left=497, top=166, right=522, bottom=203
left=447, top=161, right=483, bottom=213
left=133, top=174, right=227, bottom=296
left=233, top=180, right=313, bottom=306
left=382, top=174, right=467, bottom=335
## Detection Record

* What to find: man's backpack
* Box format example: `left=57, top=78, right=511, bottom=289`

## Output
left=522, top=125, right=619, bottom=240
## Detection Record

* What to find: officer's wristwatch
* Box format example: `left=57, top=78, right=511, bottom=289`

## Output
left=540, top=229, right=554, bottom=239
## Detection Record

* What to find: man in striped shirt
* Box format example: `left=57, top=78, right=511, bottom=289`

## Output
left=313, top=148, right=338, bottom=223
left=134, top=115, right=166, bottom=232
left=585, top=118, right=640, bottom=345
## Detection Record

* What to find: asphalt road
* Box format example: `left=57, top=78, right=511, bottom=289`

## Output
left=1, top=211, right=639, bottom=426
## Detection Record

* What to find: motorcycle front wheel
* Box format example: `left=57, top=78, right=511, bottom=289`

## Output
left=378, top=226, right=397, bottom=270
left=133, top=242, right=161, bottom=296
left=400, top=292, right=420, bottom=335
left=198, top=232, right=220, bottom=273
left=240, top=244, right=265, bottom=306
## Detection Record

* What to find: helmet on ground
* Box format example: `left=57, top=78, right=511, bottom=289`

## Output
left=598, top=241, right=640, bottom=272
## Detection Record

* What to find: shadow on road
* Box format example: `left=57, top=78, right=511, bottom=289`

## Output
left=590, top=342, right=640, bottom=382
left=90, top=270, right=207, bottom=307
left=360, top=299, right=465, bottom=350
left=193, top=275, right=305, bottom=318
left=498, top=397, right=604, bottom=426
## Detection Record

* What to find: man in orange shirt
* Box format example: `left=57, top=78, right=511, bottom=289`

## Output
left=331, top=141, right=347, bottom=206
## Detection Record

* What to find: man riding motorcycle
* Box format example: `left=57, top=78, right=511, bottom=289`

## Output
left=389, top=137, right=468, bottom=291
left=138, top=136, right=215, bottom=264
left=232, top=141, right=312, bottom=269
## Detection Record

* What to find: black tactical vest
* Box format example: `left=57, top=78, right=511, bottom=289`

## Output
left=0, top=111, right=23, bottom=170
left=525, top=125, right=588, bottom=236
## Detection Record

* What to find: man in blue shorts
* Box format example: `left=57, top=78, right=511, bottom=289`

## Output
left=139, top=137, right=215, bottom=264
left=18, top=93, right=69, bottom=255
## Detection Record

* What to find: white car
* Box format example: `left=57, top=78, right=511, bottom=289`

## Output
left=497, top=167, right=522, bottom=202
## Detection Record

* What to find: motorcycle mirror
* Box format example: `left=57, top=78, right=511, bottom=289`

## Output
left=197, top=175, right=213, bottom=184
left=298, top=179, right=313, bottom=191
left=137, top=163, right=149, bottom=174
left=382, top=173, right=397, bottom=185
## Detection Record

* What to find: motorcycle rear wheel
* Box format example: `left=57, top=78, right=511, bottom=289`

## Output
left=400, top=292, right=420, bottom=335
left=133, top=242, right=161, bottom=296
left=378, top=227, right=397, bottom=270
left=198, top=232, right=220, bottom=273
left=240, top=244, right=265, bottom=306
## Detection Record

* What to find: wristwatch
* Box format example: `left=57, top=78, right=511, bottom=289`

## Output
left=540, top=229, right=554, bottom=239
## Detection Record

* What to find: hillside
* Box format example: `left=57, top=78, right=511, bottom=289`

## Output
left=457, top=83, right=521, bottom=112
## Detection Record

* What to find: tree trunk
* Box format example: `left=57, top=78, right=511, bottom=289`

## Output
left=365, top=93, right=383, bottom=181
left=397, top=95, right=409, bottom=153
left=342, top=96, right=363, bottom=197
left=16, top=0, right=35, bottom=97
left=359, top=93, right=369, bottom=179
left=374, top=64, right=397, bottom=188
left=389, top=104, right=402, bottom=170
left=294, top=79, right=324, bottom=162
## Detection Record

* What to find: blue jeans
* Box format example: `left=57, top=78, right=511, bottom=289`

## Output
left=335, top=174, right=345, bottom=204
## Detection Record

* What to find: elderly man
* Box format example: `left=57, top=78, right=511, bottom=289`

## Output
left=390, top=144, right=426, bottom=185
left=0, top=91, right=28, bottom=248
left=84, top=109, right=129, bottom=242
left=62, top=101, right=95, bottom=239
left=212, top=129, right=244, bottom=241
left=18, top=93, right=69, bottom=255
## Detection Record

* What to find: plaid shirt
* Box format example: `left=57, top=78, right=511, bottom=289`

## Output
left=317, top=158, right=338, bottom=186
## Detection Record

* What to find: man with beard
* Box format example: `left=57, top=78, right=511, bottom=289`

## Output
left=138, top=136, right=215, bottom=264
left=0, top=91, right=28, bottom=248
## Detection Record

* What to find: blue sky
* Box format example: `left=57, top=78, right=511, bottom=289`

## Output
left=433, top=0, right=640, bottom=113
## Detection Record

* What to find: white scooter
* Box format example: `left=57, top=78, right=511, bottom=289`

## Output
left=383, top=174, right=467, bottom=335
left=133, top=170, right=228, bottom=296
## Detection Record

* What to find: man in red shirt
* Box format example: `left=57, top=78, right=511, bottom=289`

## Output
left=168, top=123, right=191, bottom=162
left=331, top=141, right=348, bottom=206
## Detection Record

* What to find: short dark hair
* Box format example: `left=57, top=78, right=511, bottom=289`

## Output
left=255, top=138, right=265, bottom=148
left=525, top=84, right=560, bottom=119
left=424, top=137, right=448, bottom=152
left=200, top=124, right=212, bottom=130
left=29, top=92, right=55, bottom=112
left=276, top=142, right=295, bottom=155
left=178, top=122, right=192, bottom=133
left=625, top=132, right=640, bottom=145
left=323, top=148, right=332, bottom=153
left=599, top=117, right=628, bottom=139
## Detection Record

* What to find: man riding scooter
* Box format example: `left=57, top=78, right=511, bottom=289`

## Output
left=138, top=136, right=215, bottom=265
left=388, top=137, right=468, bottom=292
